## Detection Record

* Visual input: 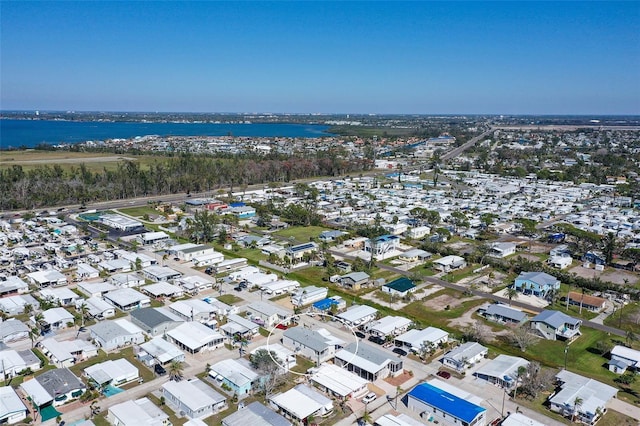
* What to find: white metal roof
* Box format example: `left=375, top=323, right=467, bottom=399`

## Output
left=166, top=322, right=223, bottom=351
left=310, top=364, right=368, bottom=397
left=0, top=385, right=27, bottom=418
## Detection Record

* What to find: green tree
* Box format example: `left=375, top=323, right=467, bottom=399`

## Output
left=250, top=349, right=285, bottom=399
left=168, top=360, right=184, bottom=381
left=505, top=286, right=519, bottom=306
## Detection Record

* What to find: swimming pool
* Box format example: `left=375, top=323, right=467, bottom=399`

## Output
left=103, top=384, right=124, bottom=397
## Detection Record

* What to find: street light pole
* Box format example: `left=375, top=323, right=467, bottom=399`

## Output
left=501, top=387, right=506, bottom=418
left=564, top=343, right=569, bottom=370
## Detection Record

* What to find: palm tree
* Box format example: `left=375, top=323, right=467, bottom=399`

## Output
left=505, top=286, right=519, bottom=306
left=625, top=330, right=636, bottom=347
left=572, top=396, right=583, bottom=422
left=29, top=326, right=40, bottom=348
left=23, top=303, right=34, bottom=316
left=78, top=303, right=90, bottom=327
left=168, top=360, right=184, bottom=381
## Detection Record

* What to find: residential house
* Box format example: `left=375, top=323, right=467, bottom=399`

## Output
left=0, top=295, right=39, bottom=316
left=441, top=342, right=488, bottom=372
left=291, top=286, right=327, bottom=306
left=108, top=397, right=169, bottom=426
left=530, top=310, right=582, bottom=341
left=395, top=327, right=449, bottom=354
left=103, top=288, right=151, bottom=311
left=335, top=342, right=403, bottom=381
left=142, top=265, right=181, bottom=282
left=166, top=322, right=225, bottom=354
left=548, top=255, right=573, bottom=269
left=0, top=386, right=28, bottom=425
left=168, top=243, right=216, bottom=262
left=365, top=235, right=401, bottom=260
left=336, top=305, right=378, bottom=328
left=480, top=304, right=528, bottom=325
left=318, top=230, right=347, bottom=243
left=75, top=297, right=115, bottom=320
left=473, top=355, right=529, bottom=388
left=366, top=316, right=412, bottom=338
left=130, top=307, right=184, bottom=337
left=309, top=363, right=369, bottom=400
left=38, top=338, right=98, bottom=368
left=398, top=249, right=432, bottom=263
left=261, top=280, right=300, bottom=296
left=110, top=272, right=145, bottom=288
left=407, top=380, right=486, bottom=426
left=77, top=281, right=117, bottom=298
left=282, top=327, right=344, bottom=365
left=250, top=344, right=297, bottom=372
left=0, top=320, right=29, bottom=343
left=406, top=226, right=431, bottom=240
left=222, top=401, right=291, bottom=426
left=139, top=337, right=185, bottom=366
left=338, top=271, right=370, bottom=291
left=514, top=271, right=560, bottom=298
left=0, top=349, right=41, bottom=381
left=35, top=307, right=75, bottom=332
left=285, top=242, right=319, bottom=260
left=548, top=370, right=617, bottom=425
left=382, top=277, right=417, bottom=298
left=89, top=319, right=145, bottom=351
left=0, top=276, right=29, bottom=297
left=174, top=276, right=214, bottom=294
left=269, top=384, right=333, bottom=424
left=433, top=255, right=466, bottom=272
left=245, top=301, right=291, bottom=328
left=567, top=291, right=607, bottom=313
left=141, top=282, right=184, bottom=299
left=162, top=378, right=227, bottom=419
left=609, top=346, right=640, bottom=374
left=26, top=270, right=67, bottom=288
left=84, top=358, right=139, bottom=387
left=220, top=314, right=260, bottom=341
left=487, top=242, right=517, bottom=258
left=209, top=358, right=259, bottom=395
left=20, top=368, right=86, bottom=408
left=169, top=299, right=218, bottom=323
left=39, top=287, right=80, bottom=306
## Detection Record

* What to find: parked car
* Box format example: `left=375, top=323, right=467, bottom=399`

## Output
left=355, top=331, right=366, bottom=339
left=233, top=286, right=243, bottom=292
left=392, top=347, right=408, bottom=356
left=436, top=370, right=451, bottom=379
left=368, top=335, right=385, bottom=345
left=362, top=392, right=377, bottom=404
left=154, top=364, right=166, bottom=375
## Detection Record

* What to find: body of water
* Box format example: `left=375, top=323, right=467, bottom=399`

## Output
left=0, top=119, right=332, bottom=148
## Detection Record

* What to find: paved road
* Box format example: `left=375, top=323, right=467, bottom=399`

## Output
left=440, top=127, right=493, bottom=161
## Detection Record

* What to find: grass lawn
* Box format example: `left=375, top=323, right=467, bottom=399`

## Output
left=217, top=294, right=244, bottom=305
left=91, top=413, right=110, bottom=426
left=401, top=288, right=489, bottom=331
left=291, top=355, right=315, bottom=374
left=213, top=245, right=265, bottom=265
left=273, top=226, right=331, bottom=243
left=117, top=206, right=161, bottom=218
left=546, top=299, right=599, bottom=321
left=0, top=151, right=161, bottom=173
left=603, top=301, right=640, bottom=332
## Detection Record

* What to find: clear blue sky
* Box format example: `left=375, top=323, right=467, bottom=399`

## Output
left=1, top=1, right=639, bottom=114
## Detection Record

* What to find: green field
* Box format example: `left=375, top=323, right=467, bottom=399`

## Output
left=117, top=206, right=162, bottom=218
left=0, top=150, right=161, bottom=173
left=273, top=226, right=332, bottom=244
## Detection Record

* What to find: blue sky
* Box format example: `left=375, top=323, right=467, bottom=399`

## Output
left=1, top=1, right=639, bottom=114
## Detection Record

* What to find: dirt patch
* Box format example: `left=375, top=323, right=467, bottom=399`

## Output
left=569, top=265, right=640, bottom=285
left=448, top=302, right=490, bottom=328
left=514, top=253, right=543, bottom=262
left=384, top=370, right=413, bottom=387
left=424, top=293, right=480, bottom=311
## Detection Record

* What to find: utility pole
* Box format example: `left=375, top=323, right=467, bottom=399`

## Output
left=564, top=343, right=569, bottom=370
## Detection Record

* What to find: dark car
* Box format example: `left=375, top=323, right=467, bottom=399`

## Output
left=355, top=331, right=366, bottom=339
left=436, top=370, right=451, bottom=379
left=368, top=335, right=385, bottom=345
left=154, top=364, right=166, bottom=375
left=205, top=267, right=214, bottom=275
left=392, top=347, right=408, bottom=357
left=234, top=286, right=243, bottom=292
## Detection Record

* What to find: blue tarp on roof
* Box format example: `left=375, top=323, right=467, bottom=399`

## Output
left=408, top=383, right=486, bottom=423
left=230, top=202, right=246, bottom=207
left=313, top=298, right=338, bottom=311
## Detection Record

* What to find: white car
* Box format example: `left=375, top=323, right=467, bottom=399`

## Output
left=362, top=392, right=377, bottom=404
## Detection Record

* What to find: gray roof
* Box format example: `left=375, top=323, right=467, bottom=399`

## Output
left=531, top=310, right=581, bottom=328
left=222, top=401, right=292, bottom=426
left=339, top=342, right=392, bottom=366
left=17, top=349, right=40, bottom=367
left=443, top=342, right=487, bottom=362
left=90, top=321, right=129, bottom=341
left=283, top=327, right=331, bottom=353
left=36, top=367, right=84, bottom=396
left=340, top=272, right=370, bottom=282
left=517, top=271, right=558, bottom=286
left=130, top=308, right=182, bottom=329
left=0, top=319, right=29, bottom=341
left=484, top=304, right=528, bottom=322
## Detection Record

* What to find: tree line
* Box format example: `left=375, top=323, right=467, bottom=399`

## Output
left=0, top=152, right=372, bottom=210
